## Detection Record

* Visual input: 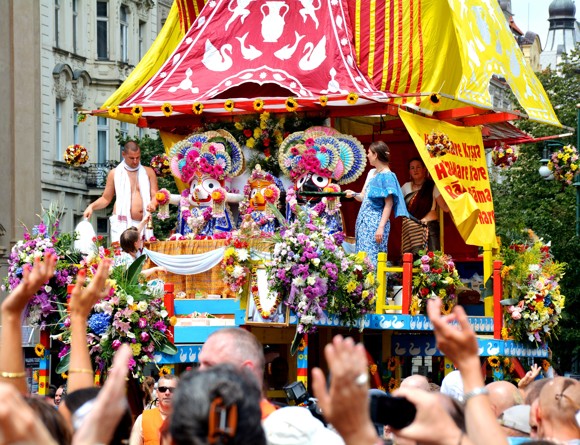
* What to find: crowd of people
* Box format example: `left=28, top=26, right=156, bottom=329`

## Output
left=0, top=258, right=578, bottom=445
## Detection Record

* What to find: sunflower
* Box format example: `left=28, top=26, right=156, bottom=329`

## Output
left=501, top=327, right=509, bottom=340
left=319, top=96, right=328, bottom=107
left=441, top=300, right=453, bottom=315
left=488, top=356, right=500, bottom=368
left=541, top=359, right=551, bottom=372
left=158, top=366, right=172, bottom=377
left=33, top=370, right=39, bottom=382
left=34, top=343, right=45, bottom=357
left=387, top=356, right=397, bottom=371
left=108, top=106, right=120, bottom=118
left=192, top=102, right=204, bottom=115
left=169, top=316, right=177, bottom=326
left=285, top=97, right=298, bottom=112
left=224, top=100, right=235, bottom=112
left=162, top=103, right=173, bottom=117
left=131, top=105, right=143, bottom=118
left=346, top=92, right=359, bottom=105
left=387, top=377, right=398, bottom=392
left=253, top=99, right=264, bottom=112
left=409, top=296, right=420, bottom=316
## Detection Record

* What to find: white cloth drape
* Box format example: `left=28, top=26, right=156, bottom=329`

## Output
left=143, top=247, right=226, bottom=275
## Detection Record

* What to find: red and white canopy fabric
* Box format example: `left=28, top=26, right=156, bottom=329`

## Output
left=123, top=0, right=390, bottom=112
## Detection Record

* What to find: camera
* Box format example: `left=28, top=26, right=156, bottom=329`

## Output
left=283, top=381, right=326, bottom=425
left=369, top=390, right=416, bottom=430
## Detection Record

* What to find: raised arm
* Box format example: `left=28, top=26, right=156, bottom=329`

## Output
left=0, top=254, right=57, bottom=394
left=145, top=167, right=159, bottom=213
left=427, top=298, right=508, bottom=445
left=84, top=170, right=116, bottom=219
left=67, top=258, right=112, bottom=393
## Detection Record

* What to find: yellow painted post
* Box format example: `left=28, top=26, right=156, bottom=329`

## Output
left=376, top=252, right=388, bottom=313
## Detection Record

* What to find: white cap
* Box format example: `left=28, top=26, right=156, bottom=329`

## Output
left=263, top=407, right=345, bottom=445
left=440, top=370, right=464, bottom=401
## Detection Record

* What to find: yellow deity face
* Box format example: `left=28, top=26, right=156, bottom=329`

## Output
left=248, top=178, right=274, bottom=211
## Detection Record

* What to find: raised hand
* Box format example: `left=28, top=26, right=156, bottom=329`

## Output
left=518, top=363, right=541, bottom=390
left=69, top=258, right=112, bottom=318
left=1, top=253, right=57, bottom=315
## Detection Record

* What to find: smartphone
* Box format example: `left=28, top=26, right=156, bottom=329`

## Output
left=369, top=391, right=416, bottom=430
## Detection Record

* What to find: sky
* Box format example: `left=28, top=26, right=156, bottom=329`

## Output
left=509, top=0, right=557, bottom=49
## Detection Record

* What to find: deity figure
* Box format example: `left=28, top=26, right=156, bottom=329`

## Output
left=238, top=164, right=284, bottom=235
left=161, top=130, right=244, bottom=238
left=278, top=126, right=366, bottom=233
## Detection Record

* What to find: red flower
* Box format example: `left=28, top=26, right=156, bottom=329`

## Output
left=421, top=288, right=430, bottom=296
left=97, top=235, right=103, bottom=241
left=264, top=148, right=271, bottom=158
left=243, top=129, right=252, bottom=138
left=428, top=251, right=434, bottom=258
left=263, top=138, right=271, bottom=147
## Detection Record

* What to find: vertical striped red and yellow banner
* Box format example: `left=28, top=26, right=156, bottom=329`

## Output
left=175, top=0, right=208, bottom=33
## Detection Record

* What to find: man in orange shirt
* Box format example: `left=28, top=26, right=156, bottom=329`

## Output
left=129, top=374, right=179, bottom=445
left=199, top=328, right=277, bottom=419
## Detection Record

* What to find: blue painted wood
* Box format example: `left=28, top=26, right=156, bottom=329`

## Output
left=391, top=334, right=549, bottom=358
left=155, top=345, right=202, bottom=365
left=174, top=299, right=243, bottom=315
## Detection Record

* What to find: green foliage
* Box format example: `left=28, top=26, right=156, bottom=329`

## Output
left=494, top=46, right=580, bottom=369
left=116, top=130, right=178, bottom=239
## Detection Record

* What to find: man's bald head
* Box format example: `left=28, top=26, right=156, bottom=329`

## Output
left=486, top=381, right=523, bottom=417
left=400, top=374, right=431, bottom=392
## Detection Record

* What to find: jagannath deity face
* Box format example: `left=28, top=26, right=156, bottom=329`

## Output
left=189, top=173, right=224, bottom=207
left=249, top=178, right=275, bottom=211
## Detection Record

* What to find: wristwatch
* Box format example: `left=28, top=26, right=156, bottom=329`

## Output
left=462, top=386, right=489, bottom=405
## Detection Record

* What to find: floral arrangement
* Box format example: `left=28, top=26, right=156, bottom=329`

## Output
left=56, top=256, right=177, bottom=382
left=203, top=114, right=325, bottom=176
left=500, top=230, right=566, bottom=345
left=266, top=206, right=376, bottom=353
left=487, top=355, right=518, bottom=382
left=491, top=143, right=518, bottom=169
left=64, top=144, right=89, bottom=166
left=2, top=206, right=81, bottom=334
left=150, top=153, right=171, bottom=177
left=410, top=250, right=462, bottom=315
left=425, top=131, right=453, bottom=158
left=220, top=238, right=252, bottom=296
left=156, top=189, right=171, bottom=220
left=548, top=144, right=580, bottom=185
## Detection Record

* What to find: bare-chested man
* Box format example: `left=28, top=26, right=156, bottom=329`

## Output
left=83, top=141, right=158, bottom=243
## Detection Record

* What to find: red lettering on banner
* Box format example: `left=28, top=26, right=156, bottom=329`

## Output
left=477, top=210, right=495, bottom=224
left=462, top=142, right=482, bottom=160
left=434, top=162, right=449, bottom=179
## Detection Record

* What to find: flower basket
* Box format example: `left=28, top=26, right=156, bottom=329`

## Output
left=425, top=131, right=453, bottom=158
left=150, top=154, right=171, bottom=177
left=548, top=144, right=580, bottom=185
left=500, top=231, right=565, bottom=345
left=491, top=143, right=518, bottom=168
left=64, top=144, right=89, bottom=166
left=410, top=250, right=462, bottom=315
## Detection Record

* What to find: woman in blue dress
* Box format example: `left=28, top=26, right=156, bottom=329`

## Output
left=345, top=141, right=408, bottom=268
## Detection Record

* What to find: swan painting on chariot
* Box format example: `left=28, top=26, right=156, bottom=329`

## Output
left=278, top=126, right=366, bottom=233
left=238, top=164, right=284, bottom=235
left=159, top=130, right=245, bottom=238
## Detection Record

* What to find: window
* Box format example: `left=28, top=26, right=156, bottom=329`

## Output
left=139, top=21, right=146, bottom=61
left=97, top=117, right=109, bottom=164
left=73, top=110, right=79, bottom=145
left=120, top=121, right=128, bottom=140
left=120, top=5, right=128, bottom=63
left=72, top=0, right=78, bottom=53
left=54, top=0, right=61, bottom=47
left=97, top=1, right=108, bottom=60
left=56, top=100, right=63, bottom=161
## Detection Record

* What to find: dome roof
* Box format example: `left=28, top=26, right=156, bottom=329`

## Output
left=549, top=0, right=576, bottom=19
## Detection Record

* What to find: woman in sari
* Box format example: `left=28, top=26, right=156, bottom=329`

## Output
left=345, top=141, right=408, bottom=268
left=401, top=157, right=449, bottom=256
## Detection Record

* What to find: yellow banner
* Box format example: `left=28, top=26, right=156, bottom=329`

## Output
left=399, top=109, right=497, bottom=250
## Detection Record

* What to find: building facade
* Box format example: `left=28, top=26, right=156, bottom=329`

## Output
left=0, top=0, right=172, bottom=283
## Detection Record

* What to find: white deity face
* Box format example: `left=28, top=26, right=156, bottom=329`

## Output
left=189, top=174, right=223, bottom=207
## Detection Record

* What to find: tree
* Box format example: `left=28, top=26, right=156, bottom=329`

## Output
left=116, top=131, right=178, bottom=239
left=492, top=46, right=580, bottom=371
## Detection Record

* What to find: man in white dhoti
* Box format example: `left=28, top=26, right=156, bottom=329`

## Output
left=83, top=141, right=159, bottom=243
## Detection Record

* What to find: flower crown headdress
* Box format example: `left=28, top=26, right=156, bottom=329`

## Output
left=278, top=126, right=366, bottom=184
left=169, top=130, right=244, bottom=183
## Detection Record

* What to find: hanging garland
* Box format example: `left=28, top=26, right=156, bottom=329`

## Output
left=250, top=267, right=283, bottom=319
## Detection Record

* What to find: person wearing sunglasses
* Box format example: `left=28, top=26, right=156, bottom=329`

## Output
left=130, top=374, right=179, bottom=445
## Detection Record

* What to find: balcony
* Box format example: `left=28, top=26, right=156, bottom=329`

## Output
left=85, top=161, right=118, bottom=188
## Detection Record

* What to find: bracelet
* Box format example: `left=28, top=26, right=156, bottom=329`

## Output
left=462, top=386, right=489, bottom=405
left=68, top=368, right=94, bottom=375
left=0, top=371, right=26, bottom=378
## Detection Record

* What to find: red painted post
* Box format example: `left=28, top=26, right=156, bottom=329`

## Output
left=67, top=284, right=75, bottom=312
left=164, top=282, right=175, bottom=344
left=402, top=253, right=413, bottom=315
left=493, top=260, right=503, bottom=339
